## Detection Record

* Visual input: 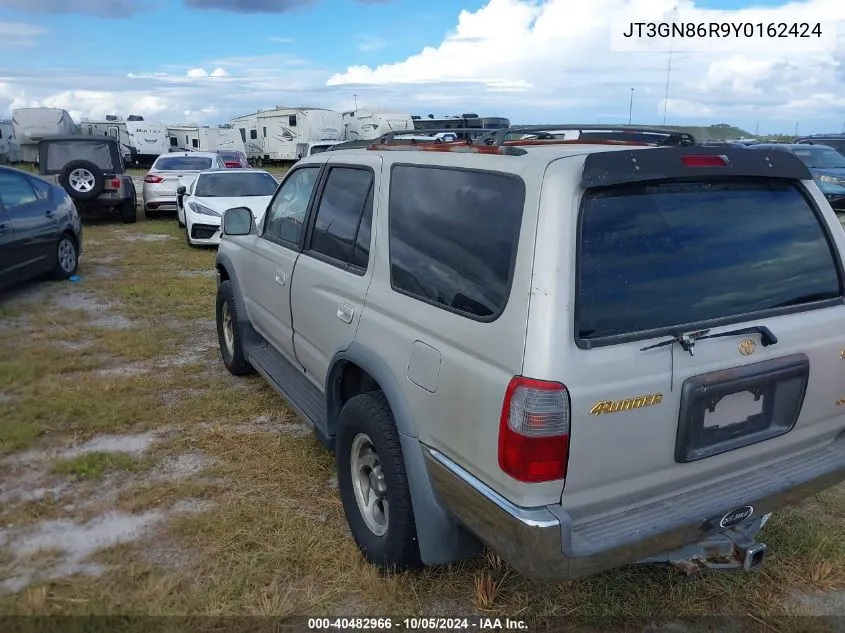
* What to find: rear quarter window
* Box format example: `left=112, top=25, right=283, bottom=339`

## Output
left=388, top=164, right=525, bottom=320
left=577, top=179, right=842, bottom=344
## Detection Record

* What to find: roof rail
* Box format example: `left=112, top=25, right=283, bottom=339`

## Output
left=476, top=124, right=697, bottom=147
left=368, top=129, right=527, bottom=155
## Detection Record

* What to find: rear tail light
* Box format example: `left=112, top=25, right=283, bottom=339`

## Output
left=110, top=178, right=121, bottom=189
left=682, top=155, right=728, bottom=167
left=144, top=174, right=163, bottom=183
left=498, top=376, right=571, bottom=483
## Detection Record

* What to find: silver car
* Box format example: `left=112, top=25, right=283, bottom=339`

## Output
left=141, top=151, right=224, bottom=218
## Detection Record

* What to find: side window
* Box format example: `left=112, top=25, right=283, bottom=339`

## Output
left=288, top=115, right=297, bottom=127
left=29, top=177, right=52, bottom=200
left=0, top=171, right=39, bottom=209
left=308, top=167, right=374, bottom=271
left=170, top=137, right=178, bottom=147
left=263, top=167, right=320, bottom=245
left=192, top=138, right=199, bottom=149
left=350, top=186, right=373, bottom=271
left=388, top=165, right=525, bottom=320
left=250, top=129, right=258, bottom=140
left=262, top=127, right=267, bottom=138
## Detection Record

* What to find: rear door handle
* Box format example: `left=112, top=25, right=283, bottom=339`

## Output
left=275, top=269, right=287, bottom=286
left=45, top=209, right=54, bottom=217
left=336, top=303, right=354, bottom=323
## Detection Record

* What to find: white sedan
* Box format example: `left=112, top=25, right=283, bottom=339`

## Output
left=181, top=168, right=278, bottom=246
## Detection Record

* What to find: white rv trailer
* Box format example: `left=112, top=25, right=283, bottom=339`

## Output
left=12, top=107, right=77, bottom=162
left=340, top=109, right=414, bottom=141
left=255, top=107, right=343, bottom=163
left=0, top=120, right=21, bottom=163
left=78, top=118, right=135, bottom=163
left=167, top=125, right=203, bottom=152
left=230, top=112, right=262, bottom=162
left=125, top=120, right=169, bottom=166
left=215, top=125, right=247, bottom=154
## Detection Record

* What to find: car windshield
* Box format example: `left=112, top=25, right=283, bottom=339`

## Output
left=218, top=151, right=239, bottom=161
left=194, top=172, right=277, bottom=197
left=792, top=148, right=845, bottom=169
left=45, top=141, right=115, bottom=172
left=154, top=156, right=213, bottom=171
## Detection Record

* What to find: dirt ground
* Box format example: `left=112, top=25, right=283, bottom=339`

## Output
left=0, top=214, right=844, bottom=630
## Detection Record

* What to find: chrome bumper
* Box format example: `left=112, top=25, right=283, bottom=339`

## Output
left=422, top=432, right=845, bottom=583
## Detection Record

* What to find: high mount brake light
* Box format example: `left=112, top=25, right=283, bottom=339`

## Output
left=682, top=155, right=728, bottom=167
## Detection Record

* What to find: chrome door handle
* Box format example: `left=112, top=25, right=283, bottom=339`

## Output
left=275, top=269, right=287, bottom=286
left=336, top=303, right=354, bottom=323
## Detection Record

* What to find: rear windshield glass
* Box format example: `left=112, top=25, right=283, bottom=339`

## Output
left=45, top=141, right=115, bottom=172
left=578, top=180, right=841, bottom=341
left=801, top=140, right=845, bottom=157
left=195, top=172, right=277, bottom=197
left=154, top=156, right=213, bottom=171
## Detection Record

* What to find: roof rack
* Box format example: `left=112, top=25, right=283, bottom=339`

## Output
left=476, top=124, right=697, bottom=147
left=373, top=128, right=500, bottom=145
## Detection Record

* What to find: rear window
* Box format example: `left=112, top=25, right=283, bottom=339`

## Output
left=578, top=180, right=841, bottom=342
left=45, top=141, right=115, bottom=172
left=153, top=156, right=213, bottom=171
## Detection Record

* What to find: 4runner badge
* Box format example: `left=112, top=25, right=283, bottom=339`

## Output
left=589, top=393, right=663, bottom=416
left=738, top=339, right=756, bottom=356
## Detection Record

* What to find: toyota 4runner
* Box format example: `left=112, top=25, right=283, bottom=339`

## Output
left=37, top=136, right=137, bottom=224
left=212, top=125, right=845, bottom=582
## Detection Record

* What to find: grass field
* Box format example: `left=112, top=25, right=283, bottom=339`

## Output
left=0, top=212, right=844, bottom=630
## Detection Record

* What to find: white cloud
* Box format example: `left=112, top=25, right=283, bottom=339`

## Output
left=2, top=0, right=845, bottom=134
left=268, top=36, right=293, bottom=43
left=0, top=21, right=47, bottom=47
left=357, top=35, right=387, bottom=52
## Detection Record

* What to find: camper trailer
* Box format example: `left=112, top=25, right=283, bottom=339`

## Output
left=125, top=120, right=169, bottom=166
left=255, top=107, right=343, bottom=163
left=412, top=113, right=511, bottom=137
left=230, top=112, right=261, bottom=162
left=0, top=120, right=21, bottom=164
left=341, top=109, right=414, bottom=141
left=78, top=117, right=135, bottom=163
left=12, top=108, right=77, bottom=162
left=167, top=125, right=227, bottom=153
left=215, top=125, right=247, bottom=154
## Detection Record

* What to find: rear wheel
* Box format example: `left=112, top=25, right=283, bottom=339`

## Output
left=336, top=392, right=422, bottom=571
left=51, top=233, right=78, bottom=279
left=215, top=280, right=253, bottom=376
left=120, top=198, right=137, bottom=224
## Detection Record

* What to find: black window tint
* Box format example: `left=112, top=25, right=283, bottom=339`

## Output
left=46, top=141, right=115, bottom=171
left=170, top=137, right=178, bottom=147
left=350, top=186, right=373, bottom=271
left=29, top=177, right=51, bottom=200
left=250, top=129, right=257, bottom=140
left=388, top=165, right=525, bottom=319
left=578, top=180, right=841, bottom=341
left=289, top=115, right=296, bottom=126
left=0, top=171, right=38, bottom=208
left=310, top=168, right=373, bottom=266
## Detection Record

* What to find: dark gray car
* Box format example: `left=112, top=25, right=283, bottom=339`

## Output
left=0, top=165, right=83, bottom=292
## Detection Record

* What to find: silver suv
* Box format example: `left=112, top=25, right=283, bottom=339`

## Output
left=213, top=125, right=845, bottom=582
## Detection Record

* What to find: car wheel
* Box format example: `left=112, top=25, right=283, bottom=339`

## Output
left=215, top=280, right=254, bottom=376
left=336, top=392, right=422, bottom=571
left=59, top=160, right=105, bottom=201
left=120, top=198, right=137, bottom=224
left=51, top=233, right=79, bottom=279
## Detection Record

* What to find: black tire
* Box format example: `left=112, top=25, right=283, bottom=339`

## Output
left=336, top=392, right=422, bottom=571
left=215, top=280, right=253, bottom=376
left=59, top=160, right=105, bottom=201
left=120, top=197, right=137, bottom=224
left=51, top=232, right=79, bottom=280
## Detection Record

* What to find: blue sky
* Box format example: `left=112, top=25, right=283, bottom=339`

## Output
left=1, top=0, right=843, bottom=135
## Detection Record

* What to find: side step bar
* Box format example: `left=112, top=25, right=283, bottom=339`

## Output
left=246, top=343, right=334, bottom=450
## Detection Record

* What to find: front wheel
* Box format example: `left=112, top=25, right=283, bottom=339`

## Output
left=51, top=233, right=78, bottom=279
left=336, top=392, right=422, bottom=571
left=215, top=280, right=254, bottom=376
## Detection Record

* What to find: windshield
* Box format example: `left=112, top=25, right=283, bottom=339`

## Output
left=792, top=148, right=845, bottom=169
left=45, top=141, right=115, bottom=172
left=578, top=179, right=841, bottom=341
left=154, top=156, right=213, bottom=171
left=195, top=172, right=278, bottom=197
left=217, top=151, right=239, bottom=160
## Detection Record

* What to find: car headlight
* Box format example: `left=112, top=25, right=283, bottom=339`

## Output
left=188, top=202, right=220, bottom=217
left=818, top=175, right=845, bottom=186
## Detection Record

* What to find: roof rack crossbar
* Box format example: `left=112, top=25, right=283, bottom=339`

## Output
left=476, top=124, right=696, bottom=147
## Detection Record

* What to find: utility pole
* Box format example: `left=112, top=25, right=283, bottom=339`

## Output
left=353, top=94, right=358, bottom=110
left=628, top=88, right=634, bottom=125
left=795, top=121, right=799, bottom=137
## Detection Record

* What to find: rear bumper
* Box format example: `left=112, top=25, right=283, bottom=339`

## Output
left=422, top=432, right=845, bottom=582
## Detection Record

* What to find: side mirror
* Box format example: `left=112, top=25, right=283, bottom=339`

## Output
left=222, top=207, right=255, bottom=236
left=176, top=185, right=186, bottom=195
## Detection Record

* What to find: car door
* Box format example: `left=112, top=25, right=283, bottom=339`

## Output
left=0, top=170, right=56, bottom=274
left=240, top=164, right=323, bottom=361
left=289, top=157, right=379, bottom=388
left=0, top=205, right=18, bottom=286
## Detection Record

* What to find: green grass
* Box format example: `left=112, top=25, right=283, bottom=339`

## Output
left=52, top=451, right=141, bottom=480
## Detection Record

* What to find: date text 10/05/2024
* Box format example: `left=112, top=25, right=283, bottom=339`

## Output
left=622, top=21, right=823, bottom=38
left=307, top=618, right=529, bottom=631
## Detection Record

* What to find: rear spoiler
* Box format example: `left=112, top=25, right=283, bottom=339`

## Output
left=581, top=145, right=812, bottom=189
